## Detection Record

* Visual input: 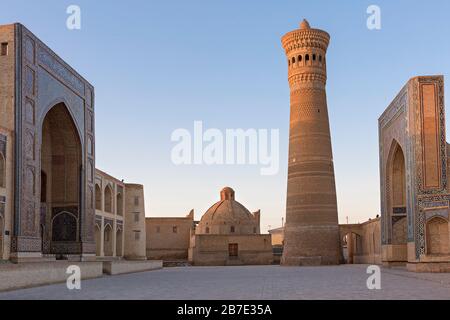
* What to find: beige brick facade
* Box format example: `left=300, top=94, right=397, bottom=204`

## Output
left=124, top=184, right=147, bottom=260
left=0, top=23, right=147, bottom=264
left=146, top=211, right=194, bottom=260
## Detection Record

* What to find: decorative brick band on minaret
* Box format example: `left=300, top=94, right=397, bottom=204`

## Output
left=280, top=20, right=341, bottom=266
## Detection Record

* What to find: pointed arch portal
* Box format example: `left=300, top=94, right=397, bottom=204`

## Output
left=40, top=103, right=82, bottom=255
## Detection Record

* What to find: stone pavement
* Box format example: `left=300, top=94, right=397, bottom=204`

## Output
left=1, top=264, right=450, bottom=300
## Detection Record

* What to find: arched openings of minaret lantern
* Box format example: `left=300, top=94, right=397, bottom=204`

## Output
left=288, top=53, right=325, bottom=68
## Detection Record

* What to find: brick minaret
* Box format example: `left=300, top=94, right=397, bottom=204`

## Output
left=280, top=20, right=340, bottom=266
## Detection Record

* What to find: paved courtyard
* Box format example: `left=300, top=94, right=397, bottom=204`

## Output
left=1, top=264, right=450, bottom=300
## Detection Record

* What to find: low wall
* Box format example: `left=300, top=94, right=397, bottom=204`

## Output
left=382, top=244, right=407, bottom=263
left=0, top=261, right=103, bottom=292
left=407, top=262, right=450, bottom=273
left=146, top=248, right=188, bottom=261
left=354, top=254, right=382, bottom=265
left=190, top=234, right=273, bottom=266
left=102, top=260, right=163, bottom=275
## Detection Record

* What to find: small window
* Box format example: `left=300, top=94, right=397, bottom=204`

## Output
left=156, top=226, right=160, bottom=233
left=305, top=54, right=310, bottom=61
left=0, top=197, right=5, bottom=220
left=319, top=55, right=322, bottom=62
left=104, top=185, right=113, bottom=213
left=173, top=226, right=178, bottom=234
left=205, top=227, right=210, bottom=234
left=104, top=227, right=111, bottom=241
left=40, top=171, right=47, bottom=202
left=134, top=212, right=140, bottom=222
left=0, top=199, right=7, bottom=222
left=230, top=226, right=235, bottom=233
left=95, top=184, right=102, bottom=210
left=291, top=57, right=295, bottom=64
left=0, top=153, right=5, bottom=188
left=1, top=43, right=8, bottom=56
left=134, top=231, right=140, bottom=240
left=116, top=193, right=123, bottom=216
left=134, top=196, right=139, bottom=206
left=288, top=60, right=290, bottom=66
left=253, top=227, right=257, bottom=234
left=313, top=54, right=316, bottom=61
left=298, top=55, right=302, bottom=62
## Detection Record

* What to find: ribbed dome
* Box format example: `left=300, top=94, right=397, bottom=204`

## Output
left=203, top=195, right=254, bottom=223
left=196, top=187, right=260, bottom=235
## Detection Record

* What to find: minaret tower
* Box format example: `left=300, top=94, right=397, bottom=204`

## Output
left=280, top=19, right=340, bottom=265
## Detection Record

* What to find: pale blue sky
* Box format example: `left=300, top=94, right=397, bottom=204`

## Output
left=2, top=0, right=450, bottom=231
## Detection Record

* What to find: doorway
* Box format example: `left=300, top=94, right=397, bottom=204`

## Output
left=228, top=243, right=238, bottom=258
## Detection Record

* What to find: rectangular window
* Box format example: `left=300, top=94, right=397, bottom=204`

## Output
left=134, top=231, right=140, bottom=240
left=134, top=196, right=139, bottom=206
left=1, top=43, right=8, bottom=56
left=134, top=212, right=140, bottom=222
left=173, top=226, right=178, bottom=234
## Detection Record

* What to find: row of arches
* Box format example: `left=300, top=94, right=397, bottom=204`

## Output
left=95, top=184, right=123, bottom=215
left=386, top=214, right=449, bottom=256
left=341, top=230, right=381, bottom=264
left=288, top=53, right=325, bottom=67
left=94, top=222, right=123, bottom=257
left=385, top=140, right=450, bottom=258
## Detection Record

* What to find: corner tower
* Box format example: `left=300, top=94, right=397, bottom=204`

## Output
left=281, top=20, right=340, bottom=265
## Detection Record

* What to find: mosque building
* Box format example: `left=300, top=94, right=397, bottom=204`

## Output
left=146, top=187, right=273, bottom=266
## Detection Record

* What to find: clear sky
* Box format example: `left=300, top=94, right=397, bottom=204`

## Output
left=2, top=0, right=450, bottom=232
